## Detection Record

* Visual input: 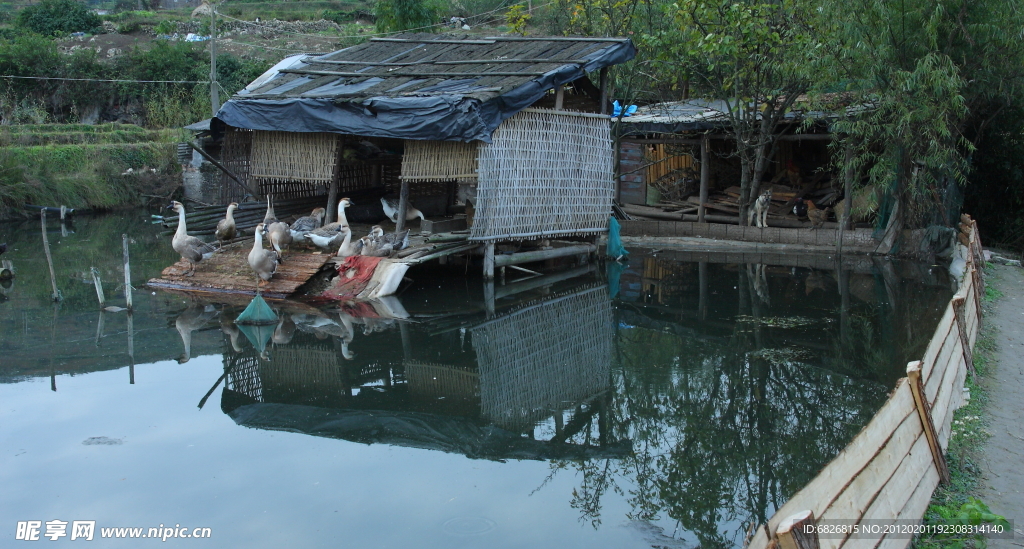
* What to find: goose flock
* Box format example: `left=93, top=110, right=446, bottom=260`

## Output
left=167, top=196, right=423, bottom=287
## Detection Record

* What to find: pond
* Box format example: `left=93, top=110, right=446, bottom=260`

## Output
left=0, top=213, right=953, bottom=548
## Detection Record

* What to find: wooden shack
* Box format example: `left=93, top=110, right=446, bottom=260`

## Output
left=210, top=33, right=636, bottom=280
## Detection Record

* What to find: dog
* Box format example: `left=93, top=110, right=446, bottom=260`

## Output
left=748, top=188, right=772, bottom=228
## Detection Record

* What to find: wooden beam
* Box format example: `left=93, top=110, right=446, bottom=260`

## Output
left=599, top=67, right=609, bottom=115
left=483, top=242, right=495, bottom=280
left=488, top=36, right=630, bottom=42
left=279, top=69, right=545, bottom=78
left=370, top=37, right=496, bottom=44
left=952, top=295, right=976, bottom=379
left=326, top=135, right=342, bottom=224
left=699, top=135, right=710, bottom=223
left=907, top=360, right=952, bottom=485
left=305, top=58, right=588, bottom=66
left=554, top=85, right=565, bottom=110
left=395, top=178, right=410, bottom=233
left=775, top=510, right=818, bottom=549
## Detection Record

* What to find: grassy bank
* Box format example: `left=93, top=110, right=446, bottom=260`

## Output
left=0, top=128, right=182, bottom=218
left=915, top=269, right=1010, bottom=549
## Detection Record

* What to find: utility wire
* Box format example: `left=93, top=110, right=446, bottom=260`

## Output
left=0, top=75, right=210, bottom=84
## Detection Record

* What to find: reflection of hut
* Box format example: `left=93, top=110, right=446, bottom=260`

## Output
left=212, top=34, right=636, bottom=277
left=471, top=285, right=613, bottom=431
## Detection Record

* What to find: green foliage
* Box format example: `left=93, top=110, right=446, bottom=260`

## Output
left=15, top=0, right=102, bottom=36
left=918, top=498, right=1010, bottom=549
left=373, top=0, right=446, bottom=33
left=504, top=4, right=530, bottom=36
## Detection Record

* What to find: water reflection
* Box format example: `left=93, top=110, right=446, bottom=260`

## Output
left=0, top=213, right=953, bottom=548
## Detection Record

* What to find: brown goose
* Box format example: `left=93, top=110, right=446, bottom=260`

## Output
left=263, top=195, right=277, bottom=225
left=289, top=207, right=326, bottom=244
left=169, top=201, right=217, bottom=276
left=215, top=202, right=238, bottom=246
left=267, top=221, right=292, bottom=256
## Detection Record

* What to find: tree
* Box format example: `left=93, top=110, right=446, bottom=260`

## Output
left=656, top=0, right=816, bottom=224
left=15, top=0, right=101, bottom=36
left=373, top=0, right=447, bottom=33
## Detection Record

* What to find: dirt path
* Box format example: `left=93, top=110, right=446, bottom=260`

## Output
left=977, top=264, right=1024, bottom=546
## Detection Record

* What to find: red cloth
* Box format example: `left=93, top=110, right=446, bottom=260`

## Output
left=319, top=255, right=384, bottom=300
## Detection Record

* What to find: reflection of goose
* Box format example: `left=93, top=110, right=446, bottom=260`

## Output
left=249, top=224, right=279, bottom=286
left=176, top=302, right=218, bottom=363
left=306, top=198, right=352, bottom=248
left=220, top=314, right=245, bottom=352
left=293, top=312, right=356, bottom=359
left=215, top=203, right=238, bottom=246
left=169, top=201, right=217, bottom=276
left=289, top=207, right=326, bottom=243
left=381, top=197, right=425, bottom=224
left=272, top=314, right=296, bottom=345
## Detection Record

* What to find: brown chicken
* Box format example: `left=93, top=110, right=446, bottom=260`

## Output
left=805, top=199, right=830, bottom=230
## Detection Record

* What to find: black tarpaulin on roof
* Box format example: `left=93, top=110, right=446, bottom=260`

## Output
left=213, top=38, right=636, bottom=143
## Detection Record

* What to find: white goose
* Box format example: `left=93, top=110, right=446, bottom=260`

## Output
left=248, top=223, right=280, bottom=286
left=335, top=226, right=360, bottom=258
left=169, top=201, right=217, bottom=276
left=305, top=198, right=352, bottom=248
left=380, top=197, right=425, bottom=224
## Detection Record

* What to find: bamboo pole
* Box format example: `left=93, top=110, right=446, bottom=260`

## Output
left=91, top=267, right=105, bottom=308
left=907, top=360, right=951, bottom=485
left=483, top=242, right=495, bottom=280
left=699, top=135, right=710, bottom=223
left=492, top=244, right=595, bottom=268
left=40, top=210, right=61, bottom=302
left=122, top=235, right=133, bottom=311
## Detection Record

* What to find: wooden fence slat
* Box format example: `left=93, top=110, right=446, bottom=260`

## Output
left=747, top=524, right=772, bottom=549
left=924, top=326, right=961, bottom=405
left=873, top=466, right=941, bottom=549
left=818, top=405, right=922, bottom=549
left=929, top=336, right=965, bottom=439
left=768, top=380, right=915, bottom=534
left=937, top=357, right=967, bottom=451
left=920, top=304, right=955, bottom=385
left=840, top=435, right=933, bottom=549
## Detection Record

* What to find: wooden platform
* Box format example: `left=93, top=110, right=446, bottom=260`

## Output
left=147, top=240, right=334, bottom=300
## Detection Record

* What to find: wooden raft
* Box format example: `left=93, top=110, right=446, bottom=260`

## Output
left=148, top=241, right=333, bottom=300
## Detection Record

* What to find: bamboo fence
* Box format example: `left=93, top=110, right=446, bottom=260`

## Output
left=471, top=108, right=616, bottom=241
left=401, top=139, right=478, bottom=182
left=746, top=215, right=987, bottom=549
left=250, top=131, right=338, bottom=185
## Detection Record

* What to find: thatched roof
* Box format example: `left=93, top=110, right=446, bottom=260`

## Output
left=215, top=33, right=636, bottom=142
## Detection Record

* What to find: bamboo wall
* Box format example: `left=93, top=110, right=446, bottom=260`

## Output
left=745, top=216, right=986, bottom=549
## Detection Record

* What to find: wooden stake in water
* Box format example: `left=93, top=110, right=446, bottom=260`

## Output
left=40, top=210, right=61, bottom=301
left=122, top=234, right=133, bottom=311
left=91, top=267, right=105, bottom=308
left=127, top=312, right=135, bottom=385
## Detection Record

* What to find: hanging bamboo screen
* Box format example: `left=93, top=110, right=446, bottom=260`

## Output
left=471, top=109, right=615, bottom=241
left=220, top=127, right=254, bottom=203
left=471, top=285, right=613, bottom=431
left=401, top=139, right=478, bottom=182
left=250, top=130, right=338, bottom=184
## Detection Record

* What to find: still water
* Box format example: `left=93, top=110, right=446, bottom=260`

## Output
left=0, top=213, right=952, bottom=548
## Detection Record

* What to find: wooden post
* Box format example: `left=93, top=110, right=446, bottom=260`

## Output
left=395, top=178, right=411, bottom=233
left=699, top=135, right=710, bottom=223
left=599, top=67, right=609, bottom=115
left=326, top=135, right=343, bottom=224
left=554, top=85, right=565, bottom=110
left=776, top=510, right=819, bottom=549
left=907, top=360, right=951, bottom=485
left=209, top=4, right=219, bottom=116
left=698, top=261, right=708, bottom=320
left=483, top=241, right=495, bottom=280
left=40, top=210, right=61, bottom=302
left=483, top=280, right=495, bottom=318
left=952, top=296, right=975, bottom=379
left=94, top=310, right=104, bottom=346
left=91, top=267, right=105, bottom=308
left=399, top=321, right=412, bottom=362
left=127, top=311, right=135, bottom=385
left=122, top=234, right=133, bottom=311
left=838, top=144, right=853, bottom=256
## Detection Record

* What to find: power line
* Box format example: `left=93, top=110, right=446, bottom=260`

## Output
left=0, top=75, right=210, bottom=84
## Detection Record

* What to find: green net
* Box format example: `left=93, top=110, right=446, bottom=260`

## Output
left=236, top=294, right=278, bottom=325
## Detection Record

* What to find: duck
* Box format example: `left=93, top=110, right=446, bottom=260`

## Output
left=214, top=202, right=238, bottom=246
left=288, top=207, right=326, bottom=244
left=249, top=223, right=280, bottom=286
left=335, top=226, right=359, bottom=258
left=168, top=201, right=218, bottom=276
left=358, top=235, right=394, bottom=257
left=267, top=220, right=292, bottom=256
left=263, top=195, right=277, bottom=225
left=305, top=198, right=353, bottom=249
left=380, top=197, right=426, bottom=224
left=370, top=225, right=410, bottom=251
